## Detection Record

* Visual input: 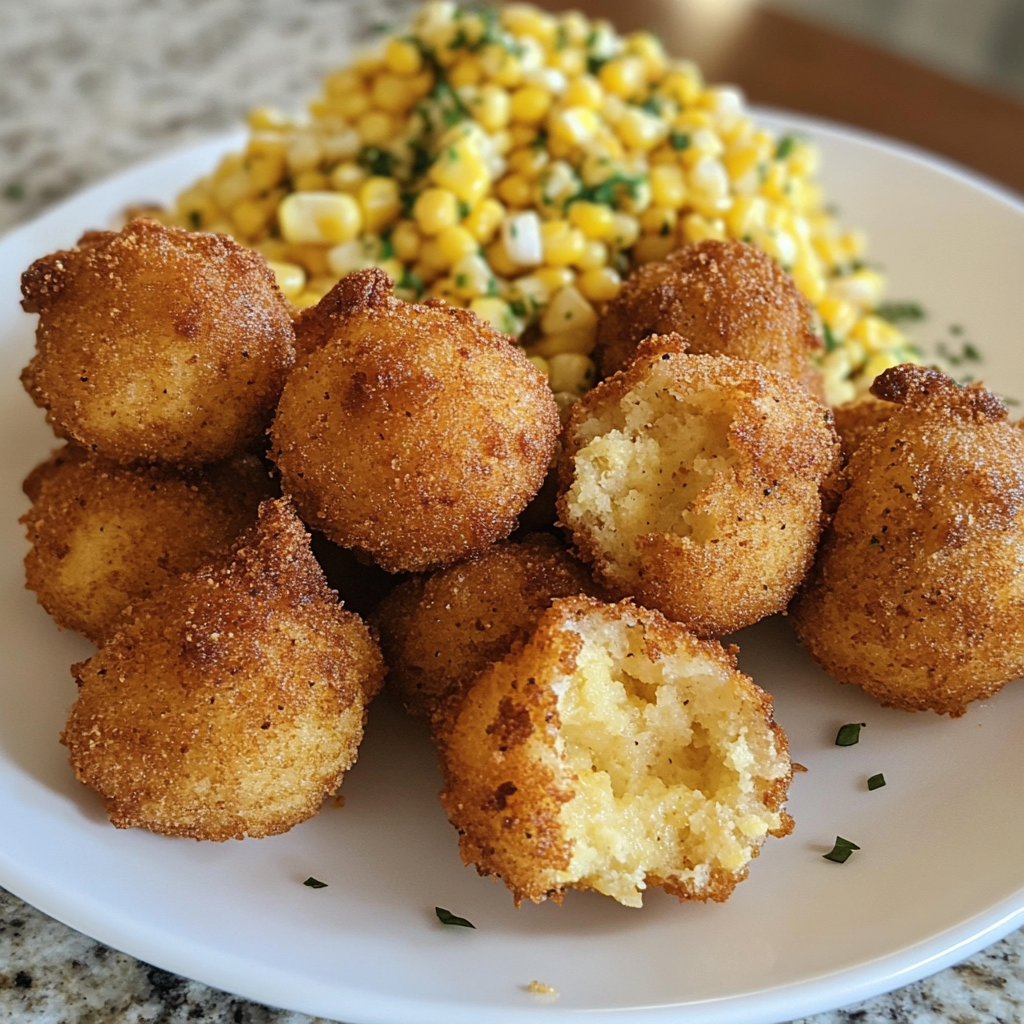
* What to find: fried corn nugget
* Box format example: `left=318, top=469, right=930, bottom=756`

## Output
left=595, top=240, right=822, bottom=395
left=791, top=365, right=1024, bottom=717
left=21, top=446, right=273, bottom=642
left=375, top=533, right=600, bottom=721
left=62, top=498, right=385, bottom=840
left=557, top=335, right=841, bottom=637
left=832, top=393, right=895, bottom=459
left=436, top=597, right=793, bottom=908
left=271, top=269, right=560, bottom=573
left=20, top=219, right=295, bottom=465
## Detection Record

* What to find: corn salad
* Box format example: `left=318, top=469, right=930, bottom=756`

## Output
left=165, top=1, right=919, bottom=406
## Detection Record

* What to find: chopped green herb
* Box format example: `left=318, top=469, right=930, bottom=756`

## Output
left=963, top=342, right=981, bottom=362
left=303, top=876, right=328, bottom=888
left=187, top=210, right=202, bottom=230
left=436, top=906, right=475, bottom=928
left=359, top=146, right=396, bottom=177
left=554, top=24, right=568, bottom=50
left=775, top=135, right=796, bottom=160
left=531, top=128, right=549, bottom=150
left=937, top=340, right=983, bottom=367
left=3, top=182, right=25, bottom=201
left=369, top=21, right=393, bottom=35
left=378, top=236, right=395, bottom=261
left=867, top=773, right=886, bottom=791
left=509, top=299, right=528, bottom=318
left=949, top=324, right=964, bottom=335
left=457, top=199, right=471, bottom=219
left=1003, top=396, right=1021, bottom=407
left=455, top=274, right=468, bottom=288
left=835, top=722, right=865, bottom=746
left=401, top=191, right=419, bottom=217
left=669, top=132, right=690, bottom=152
left=659, top=221, right=670, bottom=237
left=587, top=56, right=608, bottom=75
left=823, top=837, right=860, bottom=863
left=640, top=96, right=662, bottom=115
left=485, top=277, right=499, bottom=297
left=398, top=268, right=425, bottom=298
left=875, top=301, right=925, bottom=325
left=822, top=323, right=839, bottom=353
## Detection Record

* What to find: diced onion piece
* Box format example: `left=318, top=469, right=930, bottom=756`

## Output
left=540, top=285, right=598, bottom=338
left=502, top=210, right=543, bottom=266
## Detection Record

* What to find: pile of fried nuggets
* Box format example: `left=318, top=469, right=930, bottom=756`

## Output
left=18, top=218, right=1024, bottom=909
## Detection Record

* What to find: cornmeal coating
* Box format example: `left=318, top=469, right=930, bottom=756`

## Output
left=20, top=219, right=295, bottom=465
left=594, top=240, right=823, bottom=395
left=62, top=498, right=385, bottom=841
left=374, top=533, right=600, bottom=721
left=791, top=365, right=1024, bottom=717
left=21, top=446, right=272, bottom=642
left=557, top=335, right=841, bottom=637
left=832, top=394, right=895, bottom=459
left=271, top=269, right=560, bottom=573
left=436, top=597, right=793, bottom=908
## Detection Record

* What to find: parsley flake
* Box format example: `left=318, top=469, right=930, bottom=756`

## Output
left=875, top=301, right=925, bottom=325
left=823, top=837, right=860, bottom=864
left=867, top=773, right=886, bottom=791
left=3, top=182, right=24, bottom=201
left=436, top=906, right=475, bottom=928
left=835, top=722, right=865, bottom=746
left=822, top=323, right=839, bottom=353
left=775, top=135, right=796, bottom=160
left=303, top=876, right=328, bottom=888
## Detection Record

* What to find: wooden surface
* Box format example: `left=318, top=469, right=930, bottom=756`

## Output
left=537, top=0, right=1024, bottom=197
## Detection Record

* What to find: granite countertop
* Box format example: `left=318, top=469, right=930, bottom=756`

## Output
left=2, top=2, right=1024, bottom=1022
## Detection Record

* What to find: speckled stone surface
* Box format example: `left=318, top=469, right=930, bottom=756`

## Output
left=2, top=2, right=1024, bottom=1022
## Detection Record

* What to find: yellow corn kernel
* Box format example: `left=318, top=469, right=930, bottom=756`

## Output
left=608, top=212, right=640, bottom=249
left=726, top=196, right=767, bottom=239
left=481, top=44, right=524, bottom=88
left=529, top=327, right=597, bottom=358
left=231, top=198, right=274, bottom=238
left=688, top=157, right=732, bottom=214
left=248, top=105, right=291, bottom=130
left=469, top=84, right=511, bottom=132
left=372, top=73, right=413, bottom=113
left=374, top=257, right=404, bottom=283
left=562, top=75, right=604, bottom=110
left=528, top=354, right=551, bottom=379
left=285, top=242, right=332, bottom=277
left=547, top=352, right=596, bottom=395
left=358, top=111, right=394, bottom=147
left=548, top=106, right=601, bottom=149
left=496, top=172, right=533, bottom=207
left=535, top=266, right=575, bottom=293
left=414, top=188, right=459, bottom=235
left=830, top=268, right=886, bottom=310
left=681, top=212, right=727, bottom=243
left=599, top=56, right=646, bottom=99
left=430, top=141, right=490, bottom=205
left=278, top=192, right=362, bottom=244
left=640, top=206, right=677, bottom=237
left=333, top=91, right=371, bottom=121
left=840, top=229, right=867, bottom=261
left=541, top=284, right=597, bottom=336
left=325, top=68, right=362, bottom=98
left=359, top=176, right=401, bottom=233
left=449, top=56, right=483, bottom=88
left=629, top=31, right=667, bottom=78
left=660, top=63, right=703, bottom=106
left=293, top=170, right=328, bottom=192
left=392, top=220, right=422, bottom=262
left=568, top=201, right=614, bottom=241
left=437, top=224, right=479, bottom=265
left=859, top=350, right=902, bottom=385
left=817, top=296, right=859, bottom=340
left=576, top=239, right=608, bottom=271
left=851, top=314, right=903, bottom=353
left=577, top=266, right=622, bottom=303
left=633, top=233, right=676, bottom=264
left=508, top=146, right=550, bottom=180
left=451, top=253, right=495, bottom=297
left=419, top=239, right=450, bottom=271
left=330, top=163, right=367, bottom=194
left=725, top=142, right=761, bottom=183
left=649, top=165, right=687, bottom=209
left=213, top=168, right=255, bottom=210
left=429, top=276, right=462, bottom=305
left=791, top=257, right=826, bottom=304
left=470, top=296, right=520, bottom=335
left=616, top=108, right=666, bottom=154
left=509, top=85, right=553, bottom=125
left=247, top=151, right=286, bottom=193
left=484, top=239, right=521, bottom=278
left=464, top=197, right=505, bottom=244
left=541, top=221, right=586, bottom=266
left=291, top=290, right=322, bottom=310
left=502, top=4, right=557, bottom=46
left=385, top=37, right=422, bottom=76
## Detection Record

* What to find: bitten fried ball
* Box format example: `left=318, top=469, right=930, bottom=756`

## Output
left=21, top=447, right=273, bottom=642
left=791, top=365, right=1024, bottom=717
left=436, top=597, right=793, bottom=908
left=61, top=498, right=385, bottom=841
left=375, top=533, right=601, bottom=721
left=557, top=335, right=841, bottom=637
left=594, top=240, right=822, bottom=395
left=20, top=218, right=295, bottom=465
left=271, top=269, right=560, bottom=573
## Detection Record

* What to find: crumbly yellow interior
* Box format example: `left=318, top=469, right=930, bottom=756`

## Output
left=551, top=615, right=787, bottom=907
left=565, top=374, right=737, bottom=575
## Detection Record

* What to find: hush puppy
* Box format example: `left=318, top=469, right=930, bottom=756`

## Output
left=831, top=394, right=896, bottom=459
left=595, top=240, right=822, bottom=395
left=20, top=219, right=295, bottom=465
left=21, top=447, right=273, bottom=642
left=436, top=597, right=793, bottom=907
left=557, top=335, right=841, bottom=637
left=375, top=533, right=600, bottom=721
left=271, top=269, right=560, bottom=573
left=791, top=365, right=1024, bottom=716
left=61, top=498, right=385, bottom=841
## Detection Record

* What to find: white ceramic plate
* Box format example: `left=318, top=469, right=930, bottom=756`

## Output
left=2, top=112, right=1024, bottom=1024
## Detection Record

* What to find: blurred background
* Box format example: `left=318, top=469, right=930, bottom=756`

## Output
left=2, top=0, right=1023, bottom=236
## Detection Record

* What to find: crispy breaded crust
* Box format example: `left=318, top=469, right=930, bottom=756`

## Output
left=558, top=335, right=841, bottom=637
left=831, top=394, right=896, bottom=460
left=374, top=533, right=601, bottom=721
left=62, top=498, right=385, bottom=840
left=20, top=218, right=295, bottom=465
left=271, top=271, right=560, bottom=573
left=436, top=597, right=792, bottom=907
left=595, top=240, right=822, bottom=395
left=792, top=365, right=1024, bottom=716
left=21, top=446, right=273, bottom=642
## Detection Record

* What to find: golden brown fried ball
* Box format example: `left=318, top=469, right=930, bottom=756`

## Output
left=832, top=394, right=896, bottom=459
left=557, top=335, right=841, bottom=637
left=62, top=498, right=385, bottom=841
left=21, top=446, right=273, bottom=642
left=595, top=240, right=823, bottom=395
left=436, top=596, right=793, bottom=907
left=374, top=533, right=601, bottom=721
left=791, top=365, right=1024, bottom=717
left=20, top=219, right=295, bottom=465
left=271, top=269, right=560, bottom=573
